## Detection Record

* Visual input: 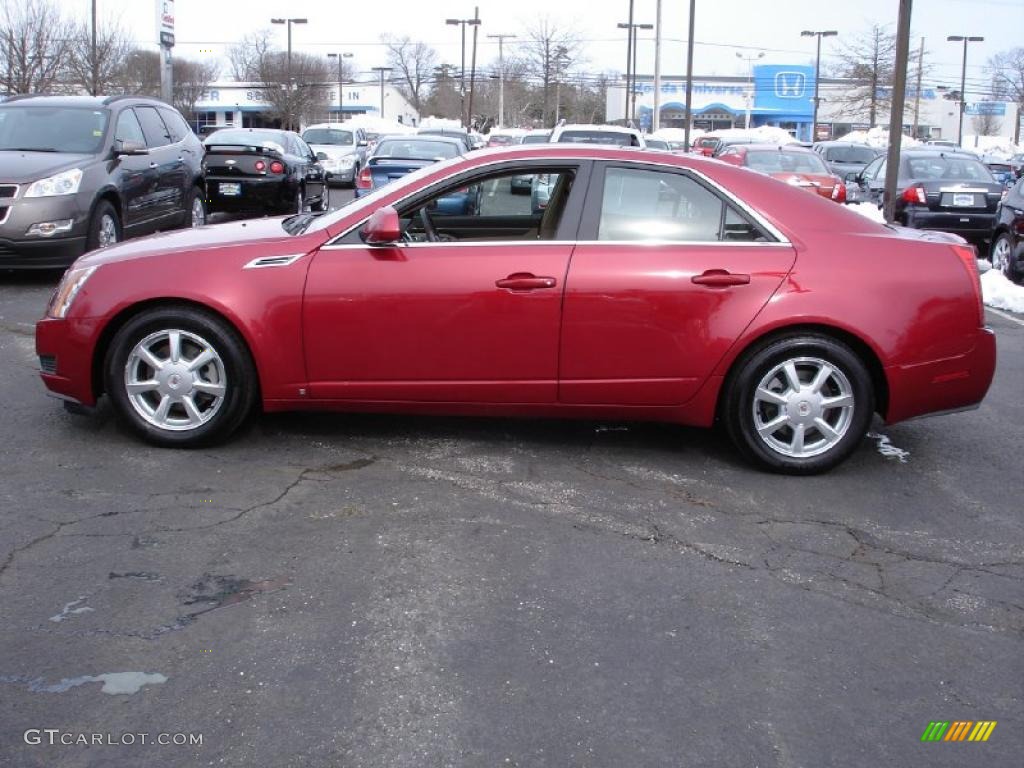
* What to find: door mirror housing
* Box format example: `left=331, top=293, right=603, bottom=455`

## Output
left=113, top=139, right=148, bottom=156
left=316, top=151, right=328, bottom=161
left=362, top=206, right=402, bottom=245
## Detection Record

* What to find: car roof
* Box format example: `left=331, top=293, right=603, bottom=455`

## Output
left=0, top=94, right=167, bottom=108
left=379, top=134, right=465, bottom=146
left=557, top=124, right=642, bottom=135
left=204, top=127, right=293, bottom=141
left=813, top=141, right=876, bottom=148
left=733, top=143, right=818, bottom=154
left=303, top=123, right=356, bottom=131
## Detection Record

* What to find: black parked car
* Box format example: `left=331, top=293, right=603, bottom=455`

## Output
left=812, top=141, right=883, bottom=200
left=853, top=149, right=1004, bottom=245
left=991, top=176, right=1024, bottom=283
left=0, top=94, right=205, bottom=269
left=203, top=128, right=328, bottom=215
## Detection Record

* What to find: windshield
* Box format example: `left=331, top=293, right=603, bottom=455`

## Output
left=903, top=155, right=995, bottom=182
left=697, top=137, right=719, bottom=148
left=0, top=106, right=109, bottom=153
left=373, top=139, right=460, bottom=160
left=300, top=153, right=468, bottom=235
left=746, top=150, right=830, bottom=174
left=825, top=146, right=877, bottom=164
left=205, top=130, right=288, bottom=150
left=645, top=139, right=669, bottom=150
left=557, top=130, right=637, bottom=146
left=487, top=134, right=517, bottom=145
left=665, top=141, right=687, bottom=150
left=521, top=133, right=550, bottom=144
left=302, top=128, right=354, bottom=146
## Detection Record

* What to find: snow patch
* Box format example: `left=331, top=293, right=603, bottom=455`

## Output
left=847, top=202, right=886, bottom=223
left=704, top=126, right=799, bottom=145
left=834, top=127, right=922, bottom=149
left=49, top=597, right=94, bottom=623
left=981, top=269, right=1024, bottom=314
left=867, top=432, right=910, bottom=463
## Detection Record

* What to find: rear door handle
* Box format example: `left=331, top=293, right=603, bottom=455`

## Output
left=691, top=270, right=751, bottom=287
left=496, top=273, right=558, bottom=291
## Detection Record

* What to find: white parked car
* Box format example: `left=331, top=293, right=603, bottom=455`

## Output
left=300, top=124, right=369, bottom=187
left=549, top=123, right=646, bottom=148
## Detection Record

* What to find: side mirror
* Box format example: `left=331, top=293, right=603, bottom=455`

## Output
left=316, top=151, right=328, bottom=161
left=113, top=139, right=148, bottom=156
left=362, top=206, right=402, bottom=245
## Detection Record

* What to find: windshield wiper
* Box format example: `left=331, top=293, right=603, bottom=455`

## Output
left=1, top=147, right=59, bottom=152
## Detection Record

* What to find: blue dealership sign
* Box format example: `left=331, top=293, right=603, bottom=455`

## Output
left=965, top=102, right=1006, bottom=116
left=752, top=64, right=815, bottom=115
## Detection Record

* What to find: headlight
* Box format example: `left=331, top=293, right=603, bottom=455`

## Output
left=47, top=264, right=98, bottom=319
left=25, top=168, right=84, bottom=198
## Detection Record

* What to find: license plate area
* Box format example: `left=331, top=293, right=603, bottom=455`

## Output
left=219, top=182, right=241, bottom=196
left=942, top=192, right=980, bottom=208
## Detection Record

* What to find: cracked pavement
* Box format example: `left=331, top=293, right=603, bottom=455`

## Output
left=1, top=270, right=1022, bottom=767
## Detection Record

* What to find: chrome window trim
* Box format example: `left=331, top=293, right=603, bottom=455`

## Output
left=323, top=155, right=792, bottom=247
left=242, top=252, right=307, bottom=269
left=320, top=240, right=791, bottom=251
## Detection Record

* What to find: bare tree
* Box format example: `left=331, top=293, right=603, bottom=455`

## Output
left=257, top=50, right=331, bottom=131
left=113, top=49, right=161, bottom=96
left=972, top=110, right=1002, bottom=136
left=65, top=17, right=132, bottom=96
left=989, top=47, right=1024, bottom=143
left=0, top=0, right=73, bottom=95
left=227, top=29, right=275, bottom=82
left=520, top=17, right=581, bottom=127
left=422, top=63, right=461, bottom=120
left=172, top=58, right=220, bottom=120
left=383, top=35, right=437, bottom=116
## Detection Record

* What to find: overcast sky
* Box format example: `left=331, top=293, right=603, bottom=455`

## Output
left=65, top=0, right=1023, bottom=98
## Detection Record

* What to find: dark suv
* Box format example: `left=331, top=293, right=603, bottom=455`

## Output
left=0, top=95, right=205, bottom=269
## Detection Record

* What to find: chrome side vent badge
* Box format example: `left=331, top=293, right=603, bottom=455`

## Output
left=243, top=253, right=306, bottom=269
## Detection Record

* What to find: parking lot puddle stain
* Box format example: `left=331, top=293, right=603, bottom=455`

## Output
left=181, top=574, right=289, bottom=615
left=49, top=597, right=94, bottom=623
left=1, top=672, right=167, bottom=695
left=867, top=432, right=910, bottom=463
left=109, top=571, right=161, bottom=581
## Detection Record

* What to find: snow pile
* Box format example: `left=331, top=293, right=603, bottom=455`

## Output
left=346, top=115, right=416, bottom=135
left=981, top=269, right=1024, bottom=313
left=834, top=126, right=922, bottom=149
left=707, top=126, right=799, bottom=145
left=418, top=116, right=464, bottom=131
left=960, top=135, right=1021, bottom=159
left=847, top=202, right=886, bottom=223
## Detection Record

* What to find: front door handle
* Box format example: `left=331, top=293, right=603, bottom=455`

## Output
left=691, top=270, right=751, bottom=287
left=495, top=272, right=558, bottom=291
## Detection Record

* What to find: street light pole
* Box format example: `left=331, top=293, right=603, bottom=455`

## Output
left=467, top=7, right=481, bottom=130
left=271, top=17, right=308, bottom=130
left=447, top=16, right=481, bottom=128
left=617, top=21, right=652, bottom=125
left=372, top=66, right=393, bottom=120
left=652, top=0, right=662, bottom=132
left=487, top=33, right=516, bottom=128
left=735, top=51, right=764, bottom=129
left=801, top=30, right=837, bottom=143
left=947, top=34, right=984, bottom=146
left=683, top=0, right=695, bottom=150
left=327, top=52, right=353, bottom=122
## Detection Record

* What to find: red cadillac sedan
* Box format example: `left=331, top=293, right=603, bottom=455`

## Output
left=36, top=145, right=995, bottom=473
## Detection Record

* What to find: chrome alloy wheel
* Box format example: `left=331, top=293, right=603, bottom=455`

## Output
left=123, top=329, right=227, bottom=431
left=752, top=356, right=855, bottom=459
left=98, top=214, right=118, bottom=247
left=991, top=237, right=1011, bottom=275
left=191, top=195, right=206, bottom=227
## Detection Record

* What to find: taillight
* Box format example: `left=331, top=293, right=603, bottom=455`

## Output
left=902, top=184, right=927, bottom=205
left=831, top=181, right=846, bottom=203
left=356, top=166, right=372, bottom=190
left=951, top=244, right=985, bottom=326
left=269, top=161, right=285, bottom=174
left=254, top=160, right=266, bottom=172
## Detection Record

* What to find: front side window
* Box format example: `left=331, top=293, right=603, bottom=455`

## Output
left=114, top=109, right=146, bottom=145
left=597, top=166, right=766, bottom=242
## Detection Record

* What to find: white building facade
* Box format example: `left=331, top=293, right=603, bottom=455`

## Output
left=192, top=81, right=420, bottom=131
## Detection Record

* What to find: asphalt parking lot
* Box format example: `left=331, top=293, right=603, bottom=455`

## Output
left=0, top=198, right=1021, bottom=766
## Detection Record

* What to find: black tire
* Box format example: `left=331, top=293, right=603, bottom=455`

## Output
left=721, top=334, right=875, bottom=475
left=183, top=185, right=206, bottom=228
left=313, top=183, right=329, bottom=212
left=86, top=200, right=121, bottom=251
left=104, top=306, right=257, bottom=447
left=990, top=233, right=1018, bottom=282
left=294, top=186, right=305, bottom=214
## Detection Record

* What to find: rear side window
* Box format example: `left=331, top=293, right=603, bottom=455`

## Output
left=826, top=146, right=877, bottom=164
left=135, top=106, right=171, bottom=148
left=114, top=109, right=146, bottom=145
left=160, top=109, right=191, bottom=142
left=598, top=166, right=751, bottom=242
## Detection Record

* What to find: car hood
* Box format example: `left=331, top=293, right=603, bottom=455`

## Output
left=77, top=216, right=312, bottom=267
left=0, top=151, right=93, bottom=183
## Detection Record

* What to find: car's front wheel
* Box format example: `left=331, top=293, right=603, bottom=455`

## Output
left=86, top=200, right=121, bottom=251
left=105, top=306, right=257, bottom=447
left=722, top=334, right=874, bottom=474
left=991, top=233, right=1018, bottom=282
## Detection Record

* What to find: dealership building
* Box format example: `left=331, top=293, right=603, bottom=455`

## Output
left=607, top=63, right=1020, bottom=143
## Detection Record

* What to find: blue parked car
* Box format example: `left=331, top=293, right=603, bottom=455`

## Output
left=354, top=135, right=480, bottom=215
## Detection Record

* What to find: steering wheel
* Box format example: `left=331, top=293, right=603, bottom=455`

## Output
left=419, top=207, right=439, bottom=242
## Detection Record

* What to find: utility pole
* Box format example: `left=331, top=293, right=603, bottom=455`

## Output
left=271, top=18, right=308, bottom=130
left=912, top=37, right=924, bottom=138
left=652, top=0, right=662, bottom=132
left=446, top=15, right=481, bottom=128
left=883, top=0, right=913, bottom=224
left=947, top=34, right=984, bottom=146
left=467, top=7, right=480, bottom=131
left=327, top=52, right=353, bottom=122
left=487, top=33, right=516, bottom=128
left=736, top=51, right=764, bottom=129
left=372, top=66, right=393, bottom=119
left=683, top=0, right=695, bottom=150
left=801, top=30, right=837, bottom=143
left=90, top=0, right=98, bottom=95
left=624, top=0, right=634, bottom=123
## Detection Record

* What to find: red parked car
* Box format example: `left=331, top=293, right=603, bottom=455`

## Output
left=716, top=144, right=847, bottom=203
left=36, top=145, right=995, bottom=473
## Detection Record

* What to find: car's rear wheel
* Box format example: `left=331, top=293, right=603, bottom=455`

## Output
left=314, top=183, right=329, bottom=212
left=991, top=233, right=1018, bottom=282
left=722, top=334, right=874, bottom=474
left=187, top=186, right=206, bottom=228
left=105, top=306, right=257, bottom=447
left=87, top=200, right=120, bottom=251
left=295, top=187, right=305, bottom=214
